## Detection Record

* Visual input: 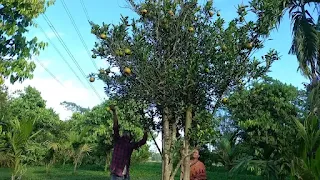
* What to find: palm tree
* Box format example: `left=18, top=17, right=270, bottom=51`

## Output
left=290, top=114, right=320, bottom=179
left=44, top=142, right=60, bottom=174
left=67, top=130, right=91, bottom=174
left=252, top=0, right=320, bottom=79
left=5, top=118, right=41, bottom=180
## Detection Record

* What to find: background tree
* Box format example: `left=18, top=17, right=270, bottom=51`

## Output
left=90, top=0, right=279, bottom=179
left=7, top=86, right=62, bottom=165
left=226, top=77, right=306, bottom=178
left=64, top=99, right=151, bottom=170
left=60, top=101, right=90, bottom=114
left=0, top=0, right=55, bottom=84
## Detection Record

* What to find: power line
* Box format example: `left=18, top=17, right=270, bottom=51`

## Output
left=60, top=0, right=99, bottom=71
left=80, top=0, right=91, bottom=22
left=42, top=14, right=103, bottom=101
left=34, top=56, right=65, bottom=88
left=36, top=23, right=88, bottom=90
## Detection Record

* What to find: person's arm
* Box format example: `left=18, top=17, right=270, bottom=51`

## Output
left=133, top=130, right=148, bottom=149
left=110, top=105, right=120, bottom=140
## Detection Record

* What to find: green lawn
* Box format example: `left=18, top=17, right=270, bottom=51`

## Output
left=0, top=162, right=261, bottom=180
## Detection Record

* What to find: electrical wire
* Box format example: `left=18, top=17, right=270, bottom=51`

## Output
left=80, top=0, right=91, bottom=22
left=37, top=23, right=88, bottom=90
left=42, top=14, right=103, bottom=101
left=60, top=0, right=99, bottom=71
left=34, top=56, right=65, bottom=88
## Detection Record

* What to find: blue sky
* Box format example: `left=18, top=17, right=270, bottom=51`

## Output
left=6, top=0, right=310, bottom=121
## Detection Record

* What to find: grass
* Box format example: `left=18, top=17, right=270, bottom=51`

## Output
left=0, top=162, right=262, bottom=180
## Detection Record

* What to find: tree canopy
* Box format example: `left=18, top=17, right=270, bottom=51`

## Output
left=0, top=0, right=54, bottom=84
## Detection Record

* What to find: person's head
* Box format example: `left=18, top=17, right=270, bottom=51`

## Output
left=122, top=130, right=133, bottom=140
left=192, top=149, right=200, bottom=160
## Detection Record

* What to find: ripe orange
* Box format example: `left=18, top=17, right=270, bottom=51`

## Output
left=188, top=27, right=194, bottom=32
left=124, top=67, right=131, bottom=75
left=141, top=9, right=148, bottom=15
left=89, top=77, right=95, bottom=82
left=100, top=33, right=107, bottom=39
left=124, top=48, right=132, bottom=55
left=169, top=10, right=174, bottom=16
left=209, top=11, right=214, bottom=17
left=222, top=97, right=228, bottom=104
left=246, top=42, right=253, bottom=49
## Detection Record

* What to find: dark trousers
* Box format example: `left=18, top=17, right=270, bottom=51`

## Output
left=111, top=174, right=130, bottom=180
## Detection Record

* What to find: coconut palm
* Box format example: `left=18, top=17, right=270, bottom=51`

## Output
left=252, top=0, right=320, bottom=79
left=5, top=118, right=41, bottom=180
left=43, top=142, right=60, bottom=174
left=66, top=129, right=91, bottom=174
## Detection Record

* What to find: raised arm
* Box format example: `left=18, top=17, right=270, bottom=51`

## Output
left=133, top=130, right=148, bottom=150
left=110, top=105, right=120, bottom=140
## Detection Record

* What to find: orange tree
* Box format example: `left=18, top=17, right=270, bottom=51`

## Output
left=90, top=0, right=279, bottom=179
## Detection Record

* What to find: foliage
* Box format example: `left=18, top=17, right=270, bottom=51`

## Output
left=289, top=114, right=320, bottom=179
left=65, top=100, right=150, bottom=167
left=90, top=0, right=278, bottom=178
left=226, top=77, right=306, bottom=178
left=250, top=0, right=320, bottom=79
left=7, top=86, right=62, bottom=165
left=210, top=132, right=245, bottom=171
left=3, top=118, right=41, bottom=180
left=43, top=142, right=60, bottom=174
left=60, top=101, right=90, bottom=114
left=0, top=0, right=55, bottom=84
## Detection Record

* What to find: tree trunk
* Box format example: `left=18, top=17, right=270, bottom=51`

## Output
left=73, top=157, right=78, bottom=174
left=181, top=106, right=192, bottom=180
left=169, top=122, right=177, bottom=180
left=162, top=108, right=172, bottom=180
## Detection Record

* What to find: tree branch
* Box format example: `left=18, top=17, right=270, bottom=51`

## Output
left=150, top=131, right=162, bottom=156
left=170, top=146, right=199, bottom=180
left=170, top=146, right=199, bottom=179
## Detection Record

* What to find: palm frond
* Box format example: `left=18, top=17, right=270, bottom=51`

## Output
left=48, top=142, right=60, bottom=151
left=80, top=144, right=92, bottom=154
left=293, top=118, right=308, bottom=142
left=289, top=13, right=318, bottom=79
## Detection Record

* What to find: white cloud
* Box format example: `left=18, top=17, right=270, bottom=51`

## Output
left=5, top=74, right=103, bottom=121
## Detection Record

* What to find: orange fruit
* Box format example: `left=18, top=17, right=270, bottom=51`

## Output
left=100, top=33, right=107, bottom=39
left=124, top=67, right=131, bottom=75
left=89, top=77, right=95, bottom=82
